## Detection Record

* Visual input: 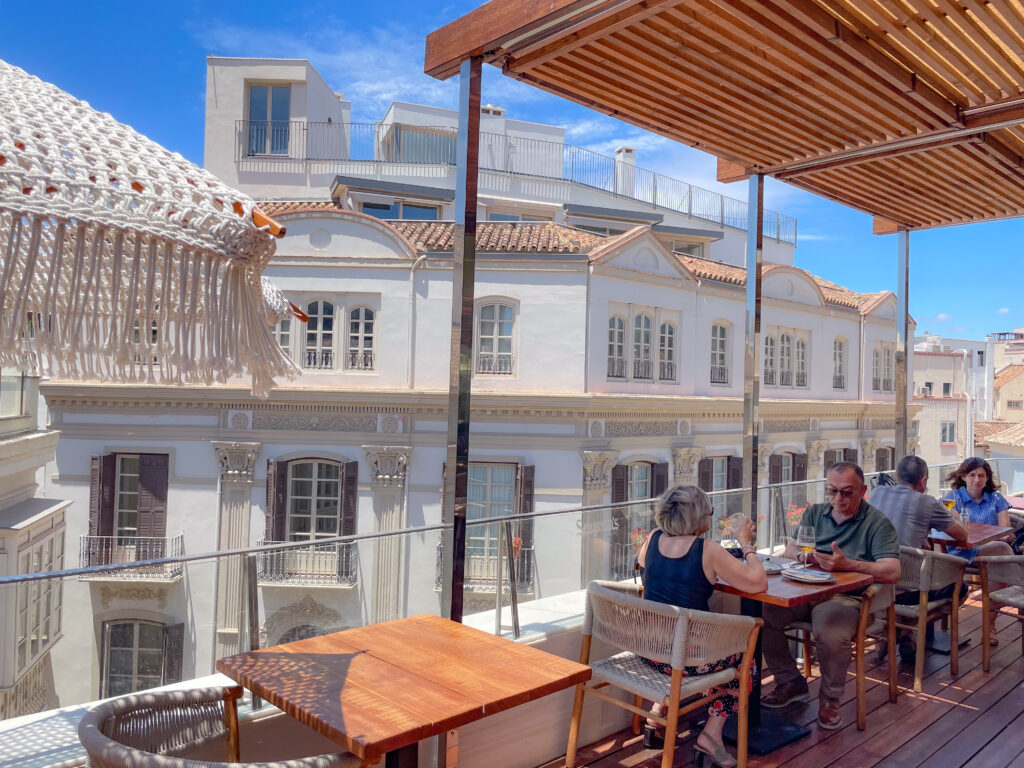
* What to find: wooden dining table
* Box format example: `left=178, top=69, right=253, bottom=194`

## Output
left=928, top=522, right=1014, bottom=551
left=217, top=613, right=591, bottom=767
left=715, top=567, right=874, bottom=754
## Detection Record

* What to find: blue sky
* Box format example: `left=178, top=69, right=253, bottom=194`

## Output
left=5, top=1, right=1021, bottom=340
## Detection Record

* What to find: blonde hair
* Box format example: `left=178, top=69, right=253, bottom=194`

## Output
left=655, top=485, right=714, bottom=536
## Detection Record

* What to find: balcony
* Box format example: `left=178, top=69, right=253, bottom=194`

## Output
left=607, top=357, right=625, bottom=379
left=883, top=378, right=894, bottom=392
left=78, top=534, right=184, bottom=581
left=658, top=361, right=675, bottom=381
left=795, top=371, right=807, bottom=387
left=780, top=369, right=793, bottom=386
left=256, top=540, right=358, bottom=587
left=233, top=120, right=798, bottom=244
left=764, top=369, right=776, bottom=385
left=834, top=373, right=846, bottom=389
left=477, top=353, right=514, bottom=375
left=633, top=359, right=652, bottom=380
left=346, top=350, right=374, bottom=370
left=710, top=365, right=729, bottom=384
left=303, top=349, right=334, bottom=370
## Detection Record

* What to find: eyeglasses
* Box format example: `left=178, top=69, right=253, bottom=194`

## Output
left=825, top=487, right=857, bottom=499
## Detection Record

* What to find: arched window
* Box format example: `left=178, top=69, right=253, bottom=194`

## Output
left=607, top=316, right=626, bottom=378
left=347, top=307, right=374, bottom=370
left=476, top=302, right=515, bottom=374
left=304, top=300, right=335, bottom=369
left=763, top=335, right=777, bottom=385
left=796, top=338, right=808, bottom=387
left=833, top=338, right=846, bottom=389
left=710, top=323, right=729, bottom=383
left=658, top=322, right=676, bottom=381
left=633, top=314, right=652, bottom=379
left=779, top=333, right=793, bottom=385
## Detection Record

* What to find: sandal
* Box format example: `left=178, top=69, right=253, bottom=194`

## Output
left=643, top=724, right=664, bottom=749
left=694, top=734, right=737, bottom=768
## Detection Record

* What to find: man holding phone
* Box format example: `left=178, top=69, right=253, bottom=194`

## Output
left=760, top=462, right=900, bottom=730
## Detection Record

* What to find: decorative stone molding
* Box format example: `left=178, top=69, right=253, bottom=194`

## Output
left=589, top=419, right=604, bottom=438
left=678, top=419, right=692, bottom=436
left=605, top=421, right=677, bottom=437
left=581, top=450, right=619, bottom=491
left=860, top=437, right=879, bottom=459
left=379, top=414, right=402, bottom=434
left=99, top=585, right=168, bottom=609
left=252, top=413, right=378, bottom=431
left=263, top=595, right=343, bottom=647
left=806, top=440, right=828, bottom=466
left=672, top=447, right=704, bottom=484
left=758, top=444, right=775, bottom=474
left=228, top=410, right=252, bottom=429
left=212, top=441, right=261, bottom=482
left=764, top=418, right=811, bottom=433
left=908, top=437, right=920, bottom=456
left=873, top=418, right=895, bottom=430
left=362, top=445, right=411, bottom=487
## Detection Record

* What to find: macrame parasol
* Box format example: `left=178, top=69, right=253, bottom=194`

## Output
left=0, top=59, right=298, bottom=397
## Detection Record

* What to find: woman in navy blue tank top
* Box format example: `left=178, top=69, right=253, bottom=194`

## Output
left=636, top=486, right=768, bottom=768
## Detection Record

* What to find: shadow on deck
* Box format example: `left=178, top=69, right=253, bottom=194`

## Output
left=541, top=594, right=1024, bottom=768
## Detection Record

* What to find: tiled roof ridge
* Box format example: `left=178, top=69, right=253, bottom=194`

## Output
left=994, top=364, right=1024, bottom=389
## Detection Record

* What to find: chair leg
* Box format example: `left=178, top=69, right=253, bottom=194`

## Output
left=802, top=631, right=813, bottom=679
left=223, top=688, right=241, bottom=763
left=914, top=612, right=928, bottom=693
left=982, top=592, right=992, bottom=673
left=949, top=584, right=960, bottom=680
left=661, top=670, right=683, bottom=768
left=887, top=603, right=898, bottom=702
left=631, top=696, right=644, bottom=735
left=855, top=631, right=866, bottom=730
left=565, top=683, right=586, bottom=768
left=737, top=680, right=749, bottom=768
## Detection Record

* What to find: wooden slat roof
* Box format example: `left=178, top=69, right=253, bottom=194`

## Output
left=425, top=0, right=1024, bottom=231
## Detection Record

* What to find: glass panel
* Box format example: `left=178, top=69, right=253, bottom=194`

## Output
left=402, top=203, right=439, bottom=219
left=248, top=86, right=268, bottom=122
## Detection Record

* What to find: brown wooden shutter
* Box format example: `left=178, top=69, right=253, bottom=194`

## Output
left=266, top=459, right=288, bottom=541
left=611, top=464, right=628, bottom=503
left=137, top=454, right=168, bottom=545
left=341, top=461, right=358, bottom=536
left=727, top=456, right=743, bottom=489
left=97, top=453, right=117, bottom=538
left=161, top=623, right=184, bottom=685
left=651, top=462, right=669, bottom=497
left=876, top=447, right=891, bottom=472
left=769, top=454, right=783, bottom=485
left=823, top=449, right=838, bottom=476
left=793, top=453, right=808, bottom=481
left=844, top=447, right=859, bottom=464
left=515, top=465, right=535, bottom=549
left=697, top=458, right=712, bottom=491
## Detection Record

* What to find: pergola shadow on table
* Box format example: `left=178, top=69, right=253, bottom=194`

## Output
left=423, top=0, right=1024, bottom=620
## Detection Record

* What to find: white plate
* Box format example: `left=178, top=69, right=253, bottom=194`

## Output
left=782, top=568, right=836, bottom=584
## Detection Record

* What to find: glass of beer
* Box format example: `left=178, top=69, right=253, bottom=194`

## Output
left=796, top=526, right=816, bottom=569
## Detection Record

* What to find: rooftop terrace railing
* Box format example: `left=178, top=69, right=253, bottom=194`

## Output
left=234, top=120, right=798, bottom=243
left=3, top=459, right=1021, bottom=730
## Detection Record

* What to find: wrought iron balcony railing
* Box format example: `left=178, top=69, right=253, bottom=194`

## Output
left=233, top=120, right=798, bottom=243
left=659, top=361, right=676, bottom=381
left=607, top=357, right=626, bottom=378
left=633, top=359, right=653, bottom=380
left=779, top=370, right=793, bottom=386
left=477, top=353, right=514, bottom=375
left=78, top=534, right=184, bottom=580
left=710, top=365, right=729, bottom=384
left=833, top=373, right=845, bottom=389
left=347, top=350, right=374, bottom=370
left=763, top=369, right=776, bottom=385
left=304, top=349, right=334, bottom=369
left=795, top=371, right=807, bottom=387
left=256, top=539, right=358, bottom=586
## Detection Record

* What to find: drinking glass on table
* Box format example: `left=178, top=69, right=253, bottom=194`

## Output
left=795, top=526, right=816, bottom=569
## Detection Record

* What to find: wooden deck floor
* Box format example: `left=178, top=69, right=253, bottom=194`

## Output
left=543, top=594, right=1024, bottom=768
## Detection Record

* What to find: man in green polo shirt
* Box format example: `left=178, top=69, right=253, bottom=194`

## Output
left=761, top=462, right=900, bottom=730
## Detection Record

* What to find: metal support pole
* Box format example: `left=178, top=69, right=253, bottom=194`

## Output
left=440, top=57, right=481, bottom=625
left=741, top=175, right=765, bottom=520
left=895, top=229, right=910, bottom=456
left=245, top=554, right=262, bottom=710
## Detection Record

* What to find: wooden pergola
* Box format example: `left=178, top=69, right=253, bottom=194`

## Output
left=423, top=0, right=1024, bottom=627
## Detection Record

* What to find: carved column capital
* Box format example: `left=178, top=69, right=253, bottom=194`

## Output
left=672, top=447, right=704, bottom=485
left=581, top=450, right=619, bottom=491
left=907, top=437, right=920, bottom=456
left=758, top=443, right=775, bottom=475
left=212, top=441, right=261, bottom=483
left=859, top=438, right=879, bottom=472
left=806, top=440, right=828, bottom=467
left=363, top=445, right=411, bottom=487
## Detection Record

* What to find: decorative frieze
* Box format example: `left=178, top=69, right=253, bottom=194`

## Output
left=363, top=445, right=411, bottom=487
left=581, top=450, right=619, bottom=491
left=604, top=421, right=677, bottom=437
left=252, top=413, right=378, bottom=431
left=212, top=441, right=261, bottom=482
left=672, top=447, right=703, bottom=484
left=263, top=595, right=343, bottom=647
left=99, top=585, right=168, bottom=609
left=763, top=418, right=811, bottom=433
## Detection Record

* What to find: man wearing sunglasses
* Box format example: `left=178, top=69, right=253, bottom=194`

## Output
left=760, top=461, right=900, bottom=730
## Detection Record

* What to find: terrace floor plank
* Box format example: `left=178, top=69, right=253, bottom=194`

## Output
left=542, top=595, right=1024, bottom=768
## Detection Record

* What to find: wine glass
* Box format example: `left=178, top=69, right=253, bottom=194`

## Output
left=795, top=526, right=816, bottom=569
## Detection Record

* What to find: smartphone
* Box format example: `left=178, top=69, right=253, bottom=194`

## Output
left=814, top=546, right=833, bottom=555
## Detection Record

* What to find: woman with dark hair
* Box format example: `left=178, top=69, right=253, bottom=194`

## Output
left=635, top=485, right=767, bottom=768
left=942, top=457, right=1013, bottom=643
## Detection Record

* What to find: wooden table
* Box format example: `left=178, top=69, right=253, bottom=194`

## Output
left=929, top=523, right=1014, bottom=550
left=217, top=614, right=591, bottom=767
left=715, top=568, right=874, bottom=754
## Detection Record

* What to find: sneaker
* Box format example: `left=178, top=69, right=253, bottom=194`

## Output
left=817, top=692, right=843, bottom=730
left=762, top=680, right=810, bottom=708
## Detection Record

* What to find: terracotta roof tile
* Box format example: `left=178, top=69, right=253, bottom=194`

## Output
left=994, top=364, right=1024, bottom=389
left=975, top=420, right=1016, bottom=448
left=984, top=420, right=1024, bottom=448
left=258, top=200, right=344, bottom=217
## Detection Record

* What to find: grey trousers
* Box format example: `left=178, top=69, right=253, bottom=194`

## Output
left=762, top=595, right=863, bottom=699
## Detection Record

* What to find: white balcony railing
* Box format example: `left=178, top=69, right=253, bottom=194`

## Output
left=78, top=534, right=184, bottom=580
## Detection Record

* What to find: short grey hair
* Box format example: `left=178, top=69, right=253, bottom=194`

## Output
left=654, top=485, right=714, bottom=536
left=897, top=455, right=929, bottom=486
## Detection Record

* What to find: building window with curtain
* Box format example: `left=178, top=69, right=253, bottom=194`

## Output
left=779, top=333, right=793, bottom=385
left=658, top=322, right=676, bottom=381
left=763, top=335, right=776, bottom=385
left=304, top=300, right=335, bottom=369
left=607, top=316, right=626, bottom=378
left=833, top=338, right=846, bottom=389
left=347, top=307, right=374, bottom=370
left=476, top=302, right=515, bottom=375
left=710, top=323, right=729, bottom=384
left=633, top=314, right=653, bottom=379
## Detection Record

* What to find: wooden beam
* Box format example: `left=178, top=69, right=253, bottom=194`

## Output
left=718, top=158, right=751, bottom=183
left=873, top=217, right=901, bottom=235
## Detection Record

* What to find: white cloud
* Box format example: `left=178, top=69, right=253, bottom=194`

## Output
left=935, top=313, right=952, bottom=322
left=998, top=307, right=1010, bottom=314
left=797, top=232, right=835, bottom=242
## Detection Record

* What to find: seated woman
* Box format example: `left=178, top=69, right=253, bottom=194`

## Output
left=942, top=457, right=1014, bottom=644
left=636, top=485, right=767, bottom=768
